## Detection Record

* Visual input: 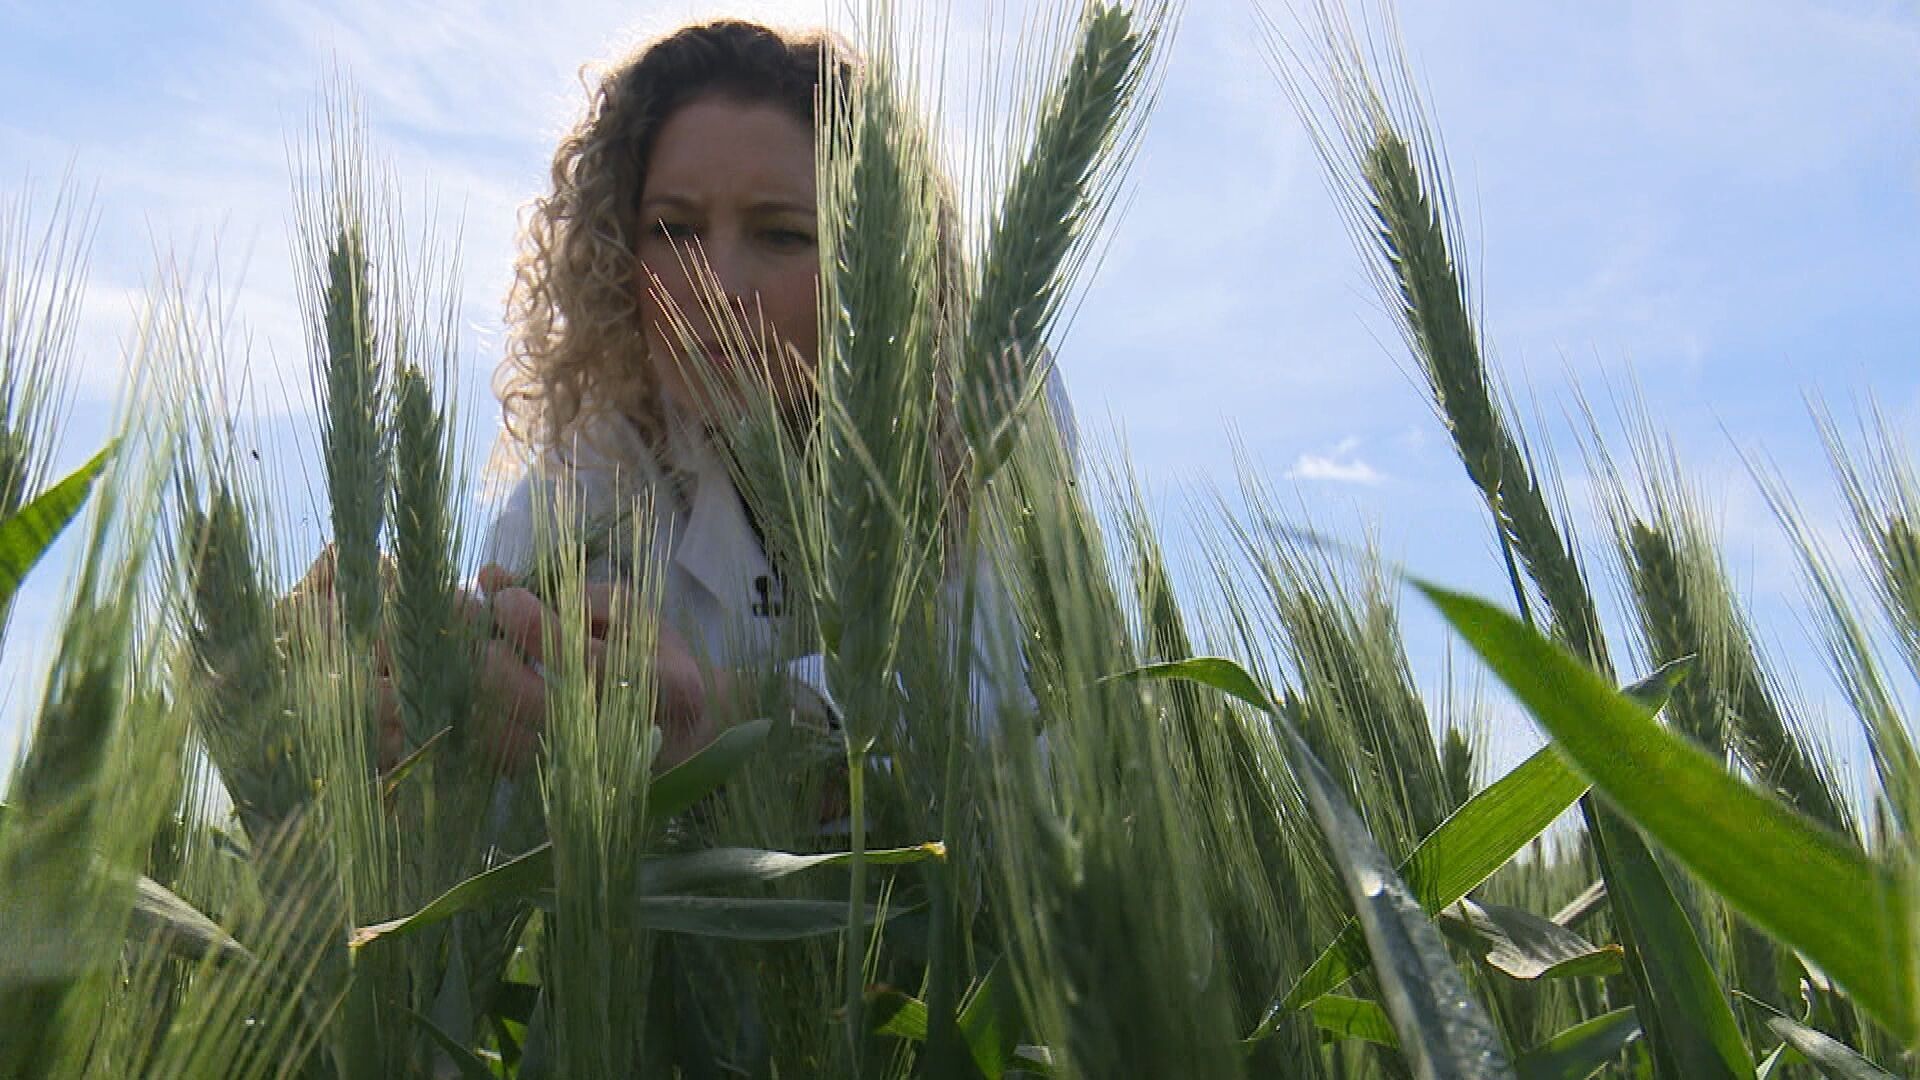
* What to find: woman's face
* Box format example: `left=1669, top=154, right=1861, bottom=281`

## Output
left=634, top=94, right=819, bottom=421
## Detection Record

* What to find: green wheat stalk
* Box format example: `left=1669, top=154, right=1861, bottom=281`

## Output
left=814, top=16, right=953, bottom=1061
left=181, top=483, right=304, bottom=840
left=534, top=479, right=666, bottom=1075
left=0, top=181, right=89, bottom=638
left=1821, top=403, right=1920, bottom=685
left=0, top=181, right=87, bottom=519
left=388, top=365, right=467, bottom=755
left=959, top=2, right=1154, bottom=474
left=296, top=92, right=392, bottom=647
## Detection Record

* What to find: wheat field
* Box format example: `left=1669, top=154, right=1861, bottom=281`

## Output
left=0, top=3, right=1913, bottom=1077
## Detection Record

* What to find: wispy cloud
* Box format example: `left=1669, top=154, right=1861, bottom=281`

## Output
left=1288, top=437, right=1385, bottom=485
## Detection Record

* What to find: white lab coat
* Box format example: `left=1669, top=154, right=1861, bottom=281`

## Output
left=480, top=409, right=1037, bottom=733
left=483, top=411, right=847, bottom=722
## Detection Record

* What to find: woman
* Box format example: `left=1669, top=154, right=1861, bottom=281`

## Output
left=471, top=20, right=844, bottom=774
left=470, top=18, right=1047, bottom=774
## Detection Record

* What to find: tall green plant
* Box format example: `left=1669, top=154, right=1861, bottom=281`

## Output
left=1268, top=8, right=1774, bottom=1075
left=0, top=184, right=86, bottom=524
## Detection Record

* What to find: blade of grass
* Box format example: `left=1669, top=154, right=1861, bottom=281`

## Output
left=868, top=989, right=930, bottom=1040
left=0, top=445, right=109, bottom=608
left=1513, top=1008, right=1641, bottom=1080
left=350, top=844, right=552, bottom=949
left=638, top=843, right=946, bottom=894
left=647, top=718, right=772, bottom=821
left=1114, top=655, right=1516, bottom=1078
left=1585, top=804, right=1754, bottom=1077
left=1738, top=995, right=1898, bottom=1080
left=1310, top=994, right=1399, bottom=1049
left=955, top=959, right=1020, bottom=1080
left=353, top=842, right=941, bottom=947
left=1437, top=899, right=1623, bottom=982
left=1274, top=741, right=1588, bottom=1012
left=401, top=1005, right=498, bottom=1080
left=1760, top=1018, right=1893, bottom=1080
left=1421, top=579, right=1916, bottom=1045
left=130, top=874, right=254, bottom=967
left=1222, top=657, right=1682, bottom=1024
left=628, top=896, right=898, bottom=942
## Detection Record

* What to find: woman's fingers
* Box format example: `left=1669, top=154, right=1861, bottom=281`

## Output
left=456, top=586, right=490, bottom=624
left=466, top=566, right=726, bottom=773
left=482, top=568, right=609, bottom=667
left=585, top=582, right=619, bottom=639
left=478, top=638, right=547, bottom=775
left=488, top=586, right=550, bottom=666
left=652, top=622, right=726, bottom=769
left=476, top=563, right=516, bottom=597
left=479, top=639, right=546, bottom=717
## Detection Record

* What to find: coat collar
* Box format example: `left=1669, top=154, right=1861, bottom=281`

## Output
left=663, top=416, right=773, bottom=616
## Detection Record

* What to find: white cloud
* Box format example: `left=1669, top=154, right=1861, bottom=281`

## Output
left=1288, top=437, right=1385, bottom=486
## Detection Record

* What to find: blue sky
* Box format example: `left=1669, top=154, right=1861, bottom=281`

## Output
left=2, top=1, right=1916, bottom=792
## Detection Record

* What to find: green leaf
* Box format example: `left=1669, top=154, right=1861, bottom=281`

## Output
left=639, top=842, right=944, bottom=894
left=1119, top=656, right=1515, bottom=1076
left=1427, top=590, right=1754, bottom=1078
left=1587, top=805, right=1753, bottom=1078
left=1762, top=1017, right=1894, bottom=1080
left=957, top=959, right=1019, bottom=1080
left=3, top=861, right=250, bottom=979
left=378, top=724, right=450, bottom=802
left=647, top=717, right=771, bottom=821
left=130, top=874, right=252, bottom=967
left=1278, top=740, right=1591, bottom=1011
left=1268, top=652, right=1679, bottom=1014
left=401, top=1005, right=499, bottom=1080
left=1438, top=898, right=1622, bottom=981
left=0, top=447, right=110, bottom=609
left=631, top=895, right=893, bottom=941
left=1106, top=656, right=1274, bottom=711
left=1420, top=579, right=1917, bottom=1045
left=1514, top=1008, right=1641, bottom=1080
left=491, top=980, right=540, bottom=1027
left=1010, top=1046, right=1058, bottom=1077
left=867, top=988, right=929, bottom=1041
left=350, top=843, right=553, bottom=949
left=866, top=960, right=1020, bottom=1077
left=1310, top=995, right=1399, bottom=1049
left=1740, top=995, right=1897, bottom=1080
left=352, top=842, right=939, bottom=949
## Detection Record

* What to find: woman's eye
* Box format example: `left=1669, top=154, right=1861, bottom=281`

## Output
left=654, top=220, right=695, bottom=243
left=765, top=228, right=815, bottom=251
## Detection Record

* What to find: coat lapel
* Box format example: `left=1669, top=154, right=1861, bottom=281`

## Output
left=665, top=420, right=775, bottom=619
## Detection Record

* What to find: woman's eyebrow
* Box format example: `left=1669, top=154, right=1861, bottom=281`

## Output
left=639, top=192, right=699, bottom=214
left=749, top=197, right=816, bottom=216
left=639, top=193, right=813, bottom=216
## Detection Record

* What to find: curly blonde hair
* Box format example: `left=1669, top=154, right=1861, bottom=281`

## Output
left=497, top=19, right=858, bottom=462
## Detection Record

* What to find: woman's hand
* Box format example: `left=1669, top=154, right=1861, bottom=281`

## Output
left=286, top=547, right=414, bottom=772
left=473, top=564, right=730, bottom=775
left=287, top=550, right=727, bottom=777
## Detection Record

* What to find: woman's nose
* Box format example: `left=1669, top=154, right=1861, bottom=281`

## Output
left=692, top=235, right=757, bottom=317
